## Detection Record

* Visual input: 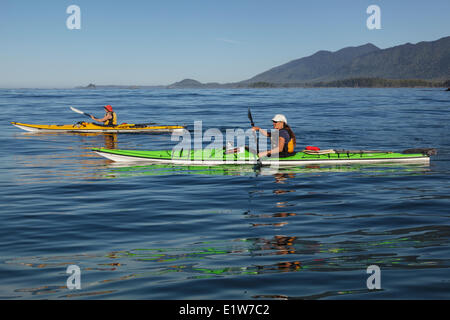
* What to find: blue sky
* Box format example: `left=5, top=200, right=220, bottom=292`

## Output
left=1, top=0, right=449, bottom=88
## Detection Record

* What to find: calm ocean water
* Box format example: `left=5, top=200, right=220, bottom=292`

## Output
left=0, top=88, right=449, bottom=299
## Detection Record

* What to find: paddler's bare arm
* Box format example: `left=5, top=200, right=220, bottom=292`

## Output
left=90, top=113, right=112, bottom=123
left=258, top=136, right=285, bottom=158
left=252, top=126, right=271, bottom=137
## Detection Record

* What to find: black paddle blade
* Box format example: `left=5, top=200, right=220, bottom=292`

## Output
left=248, top=107, right=255, bottom=127
left=248, top=107, right=259, bottom=155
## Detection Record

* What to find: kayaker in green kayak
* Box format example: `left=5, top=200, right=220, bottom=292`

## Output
left=90, top=105, right=117, bottom=126
left=252, top=114, right=297, bottom=158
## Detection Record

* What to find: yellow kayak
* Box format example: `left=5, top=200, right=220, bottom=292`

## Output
left=11, top=122, right=185, bottom=133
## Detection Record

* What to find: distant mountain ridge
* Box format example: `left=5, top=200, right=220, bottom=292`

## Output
left=243, top=43, right=381, bottom=84
left=167, top=79, right=223, bottom=89
left=245, top=36, right=449, bottom=84
left=329, top=38, right=450, bottom=81
left=77, top=36, right=449, bottom=89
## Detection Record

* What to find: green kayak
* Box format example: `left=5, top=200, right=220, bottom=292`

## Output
left=92, top=147, right=433, bottom=166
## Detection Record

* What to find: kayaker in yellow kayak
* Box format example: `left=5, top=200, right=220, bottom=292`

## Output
left=252, top=114, right=297, bottom=158
left=90, top=105, right=117, bottom=126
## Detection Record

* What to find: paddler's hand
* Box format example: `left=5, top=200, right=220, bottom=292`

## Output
left=90, top=115, right=95, bottom=120
left=258, top=151, right=271, bottom=158
left=252, top=126, right=260, bottom=131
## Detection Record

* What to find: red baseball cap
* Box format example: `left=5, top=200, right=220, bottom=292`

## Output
left=104, top=105, right=113, bottom=112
